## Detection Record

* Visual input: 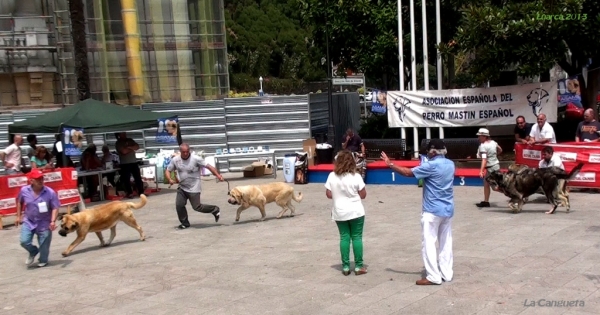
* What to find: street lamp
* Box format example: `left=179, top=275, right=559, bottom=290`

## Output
left=214, top=63, right=223, bottom=96
left=259, top=76, right=264, bottom=96
left=325, top=0, right=335, bottom=147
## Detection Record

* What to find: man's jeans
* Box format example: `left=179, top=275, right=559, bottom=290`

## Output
left=20, top=225, right=53, bottom=264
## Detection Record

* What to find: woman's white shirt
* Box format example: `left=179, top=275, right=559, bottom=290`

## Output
left=324, top=172, right=366, bottom=221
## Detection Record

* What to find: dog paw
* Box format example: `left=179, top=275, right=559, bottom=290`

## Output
left=61, top=252, right=69, bottom=257
left=235, top=218, right=240, bottom=222
left=140, top=237, right=146, bottom=241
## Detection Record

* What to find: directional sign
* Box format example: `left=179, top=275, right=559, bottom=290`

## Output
left=332, top=77, right=364, bottom=85
left=332, top=65, right=364, bottom=77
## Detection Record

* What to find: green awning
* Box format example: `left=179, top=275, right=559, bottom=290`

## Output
left=8, top=99, right=176, bottom=134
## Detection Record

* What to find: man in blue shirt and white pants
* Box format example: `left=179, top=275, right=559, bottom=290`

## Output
left=381, top=139, right=455, bottom=285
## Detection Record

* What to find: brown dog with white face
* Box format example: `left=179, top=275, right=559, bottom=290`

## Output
left=58, top=195, right=147, bottom=257
left=227, top=182, right=302, bottom=222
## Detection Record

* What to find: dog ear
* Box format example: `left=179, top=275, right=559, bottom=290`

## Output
left=57, top=213, right=66, bottom=222
left=234, top=190, right=244, bottom=203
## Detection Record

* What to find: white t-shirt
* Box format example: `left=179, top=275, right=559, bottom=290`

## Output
left=166, top=154, right=207, bottom=193
left=539, top=154, right=564, bottom=170
left=477, top=140, right=500, bottom=167
left=324, top=172, right=366, bottom=221
left=3, top=143, right=22, bottom=171
left=529, top=123, right=556, bottom=143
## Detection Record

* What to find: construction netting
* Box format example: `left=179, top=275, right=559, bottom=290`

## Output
left=85, top=0, right=229, bottom=104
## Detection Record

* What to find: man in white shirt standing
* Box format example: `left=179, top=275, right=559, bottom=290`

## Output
left=1, top=134, right=24, bottom=174
left=528, top=113, right=556, bottom=144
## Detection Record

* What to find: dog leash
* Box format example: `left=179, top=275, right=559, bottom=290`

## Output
left=215, top=176, right=231, bottom=195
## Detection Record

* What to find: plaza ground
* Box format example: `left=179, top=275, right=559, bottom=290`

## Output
left=1, top=171, right=599, bottom=314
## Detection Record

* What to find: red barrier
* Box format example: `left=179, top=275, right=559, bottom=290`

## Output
left=0, top=168, right=81, bottom=216
left=514, top=143, right=600, bottom=188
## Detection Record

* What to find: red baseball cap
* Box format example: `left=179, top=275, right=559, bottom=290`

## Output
left=28, top=169, right=44, bottom=180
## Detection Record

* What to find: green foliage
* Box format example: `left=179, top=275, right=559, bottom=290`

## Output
left=451, top=0, right=600, bottom=84
left=359, top=114, right=401, bottom=139
left=298, top=0, right=463, bottom=89
left=230, top=73, right=307, bottom=94
left=225, top=0, right=325, bottom=91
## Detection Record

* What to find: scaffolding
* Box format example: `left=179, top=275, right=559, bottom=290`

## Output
left=84, top=0, right=230, bottom=104
left=0, top=0, right=231, bottom=108
left=0, top=0, right=77, bottom=109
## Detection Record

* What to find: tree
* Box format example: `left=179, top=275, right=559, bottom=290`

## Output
left=69, top=0, right=90, bottom=101
left=446, top=0, right=600, bottom=109
left=225, top=0, right=325, bottom=87
left=297, top=0, right=463, bottom=89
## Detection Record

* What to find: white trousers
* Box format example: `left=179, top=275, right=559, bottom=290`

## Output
left=421, top=211, right=453, bottom=284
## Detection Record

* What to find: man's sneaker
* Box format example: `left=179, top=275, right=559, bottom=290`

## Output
left=212, top=208, right=221, bottom=223
left=25, top=255, right=35, bottom=266
left=37, top=262, right=48, bottom=267
left=177, top=224, right=189, bottom=230
left=476, top=201, right=490, bottom=208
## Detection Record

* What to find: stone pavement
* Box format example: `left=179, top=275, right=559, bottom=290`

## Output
left=1, top=171, right=599, bottom=315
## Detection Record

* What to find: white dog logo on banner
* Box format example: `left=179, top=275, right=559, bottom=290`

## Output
left=527, top=88, right=549, bottom=117
left=391, top=96, right=411, bottom=122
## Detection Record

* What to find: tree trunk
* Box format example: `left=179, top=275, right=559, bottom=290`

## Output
left=447, top=56, right=455, bottom=88
left=69, top=0, right=90, bottom=101
left=382, top=72, right=388, bottom=90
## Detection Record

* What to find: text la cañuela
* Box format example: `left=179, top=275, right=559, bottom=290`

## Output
left=422, top=93, right=513, bottom=105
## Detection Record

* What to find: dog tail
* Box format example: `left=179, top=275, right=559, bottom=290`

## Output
left=292, top=191, right=303, bottom=203
left=560, top=163, right=584, bottom=181
left=127, top=194, right=147, bottom=210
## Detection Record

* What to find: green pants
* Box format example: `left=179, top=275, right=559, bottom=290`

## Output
left=335, top=216, right=365, bottom=271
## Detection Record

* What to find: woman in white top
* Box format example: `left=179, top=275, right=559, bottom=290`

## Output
left=325, top=150, right=368, bottom=276
left=475, top=128, right=503, bottom=208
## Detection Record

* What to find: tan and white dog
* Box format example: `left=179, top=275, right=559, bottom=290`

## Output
left=227, top=182, right=302, bottom=222
left=58, top=195, right=147, bottom=256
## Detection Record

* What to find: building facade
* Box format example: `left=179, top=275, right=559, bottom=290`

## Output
left=0, top=0, right=229, bottom=109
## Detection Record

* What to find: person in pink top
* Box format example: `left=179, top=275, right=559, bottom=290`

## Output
left=17, top=169, right=61, bottom=267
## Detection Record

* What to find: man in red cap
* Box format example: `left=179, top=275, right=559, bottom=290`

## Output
left=16, top=169, right=60, bottom=267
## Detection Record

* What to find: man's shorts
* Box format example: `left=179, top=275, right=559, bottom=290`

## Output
left=486, top=164, right=501, bottom=173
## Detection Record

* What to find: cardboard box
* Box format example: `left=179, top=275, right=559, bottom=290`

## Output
left=302, top=139, right=317, bottom=167
left=264, top=163, right=273, bottom=175
left=243, top=162, right=266, bottom=177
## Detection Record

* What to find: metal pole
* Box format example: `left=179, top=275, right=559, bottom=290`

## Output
left=409, top=0, right=417, bottom=91
left=326, top=0, right=335, bottom=147
left=436, top=0, right=444, bottom=139
left=410, top=0, right=418, bottom=157
left=398, top=0, right=406, bottom=140
left=422, top=0, right=431, bottom=141
left=59, top=123, right=67, bottom=167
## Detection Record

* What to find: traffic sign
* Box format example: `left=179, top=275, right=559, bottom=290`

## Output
left=332, top=77, right=364, bottom=85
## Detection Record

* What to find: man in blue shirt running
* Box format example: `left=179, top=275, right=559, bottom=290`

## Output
left=381, top=139, right=455, bottom=285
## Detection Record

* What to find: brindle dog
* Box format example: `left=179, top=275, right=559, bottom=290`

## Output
left=485, top=163, right=584, bottom=214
